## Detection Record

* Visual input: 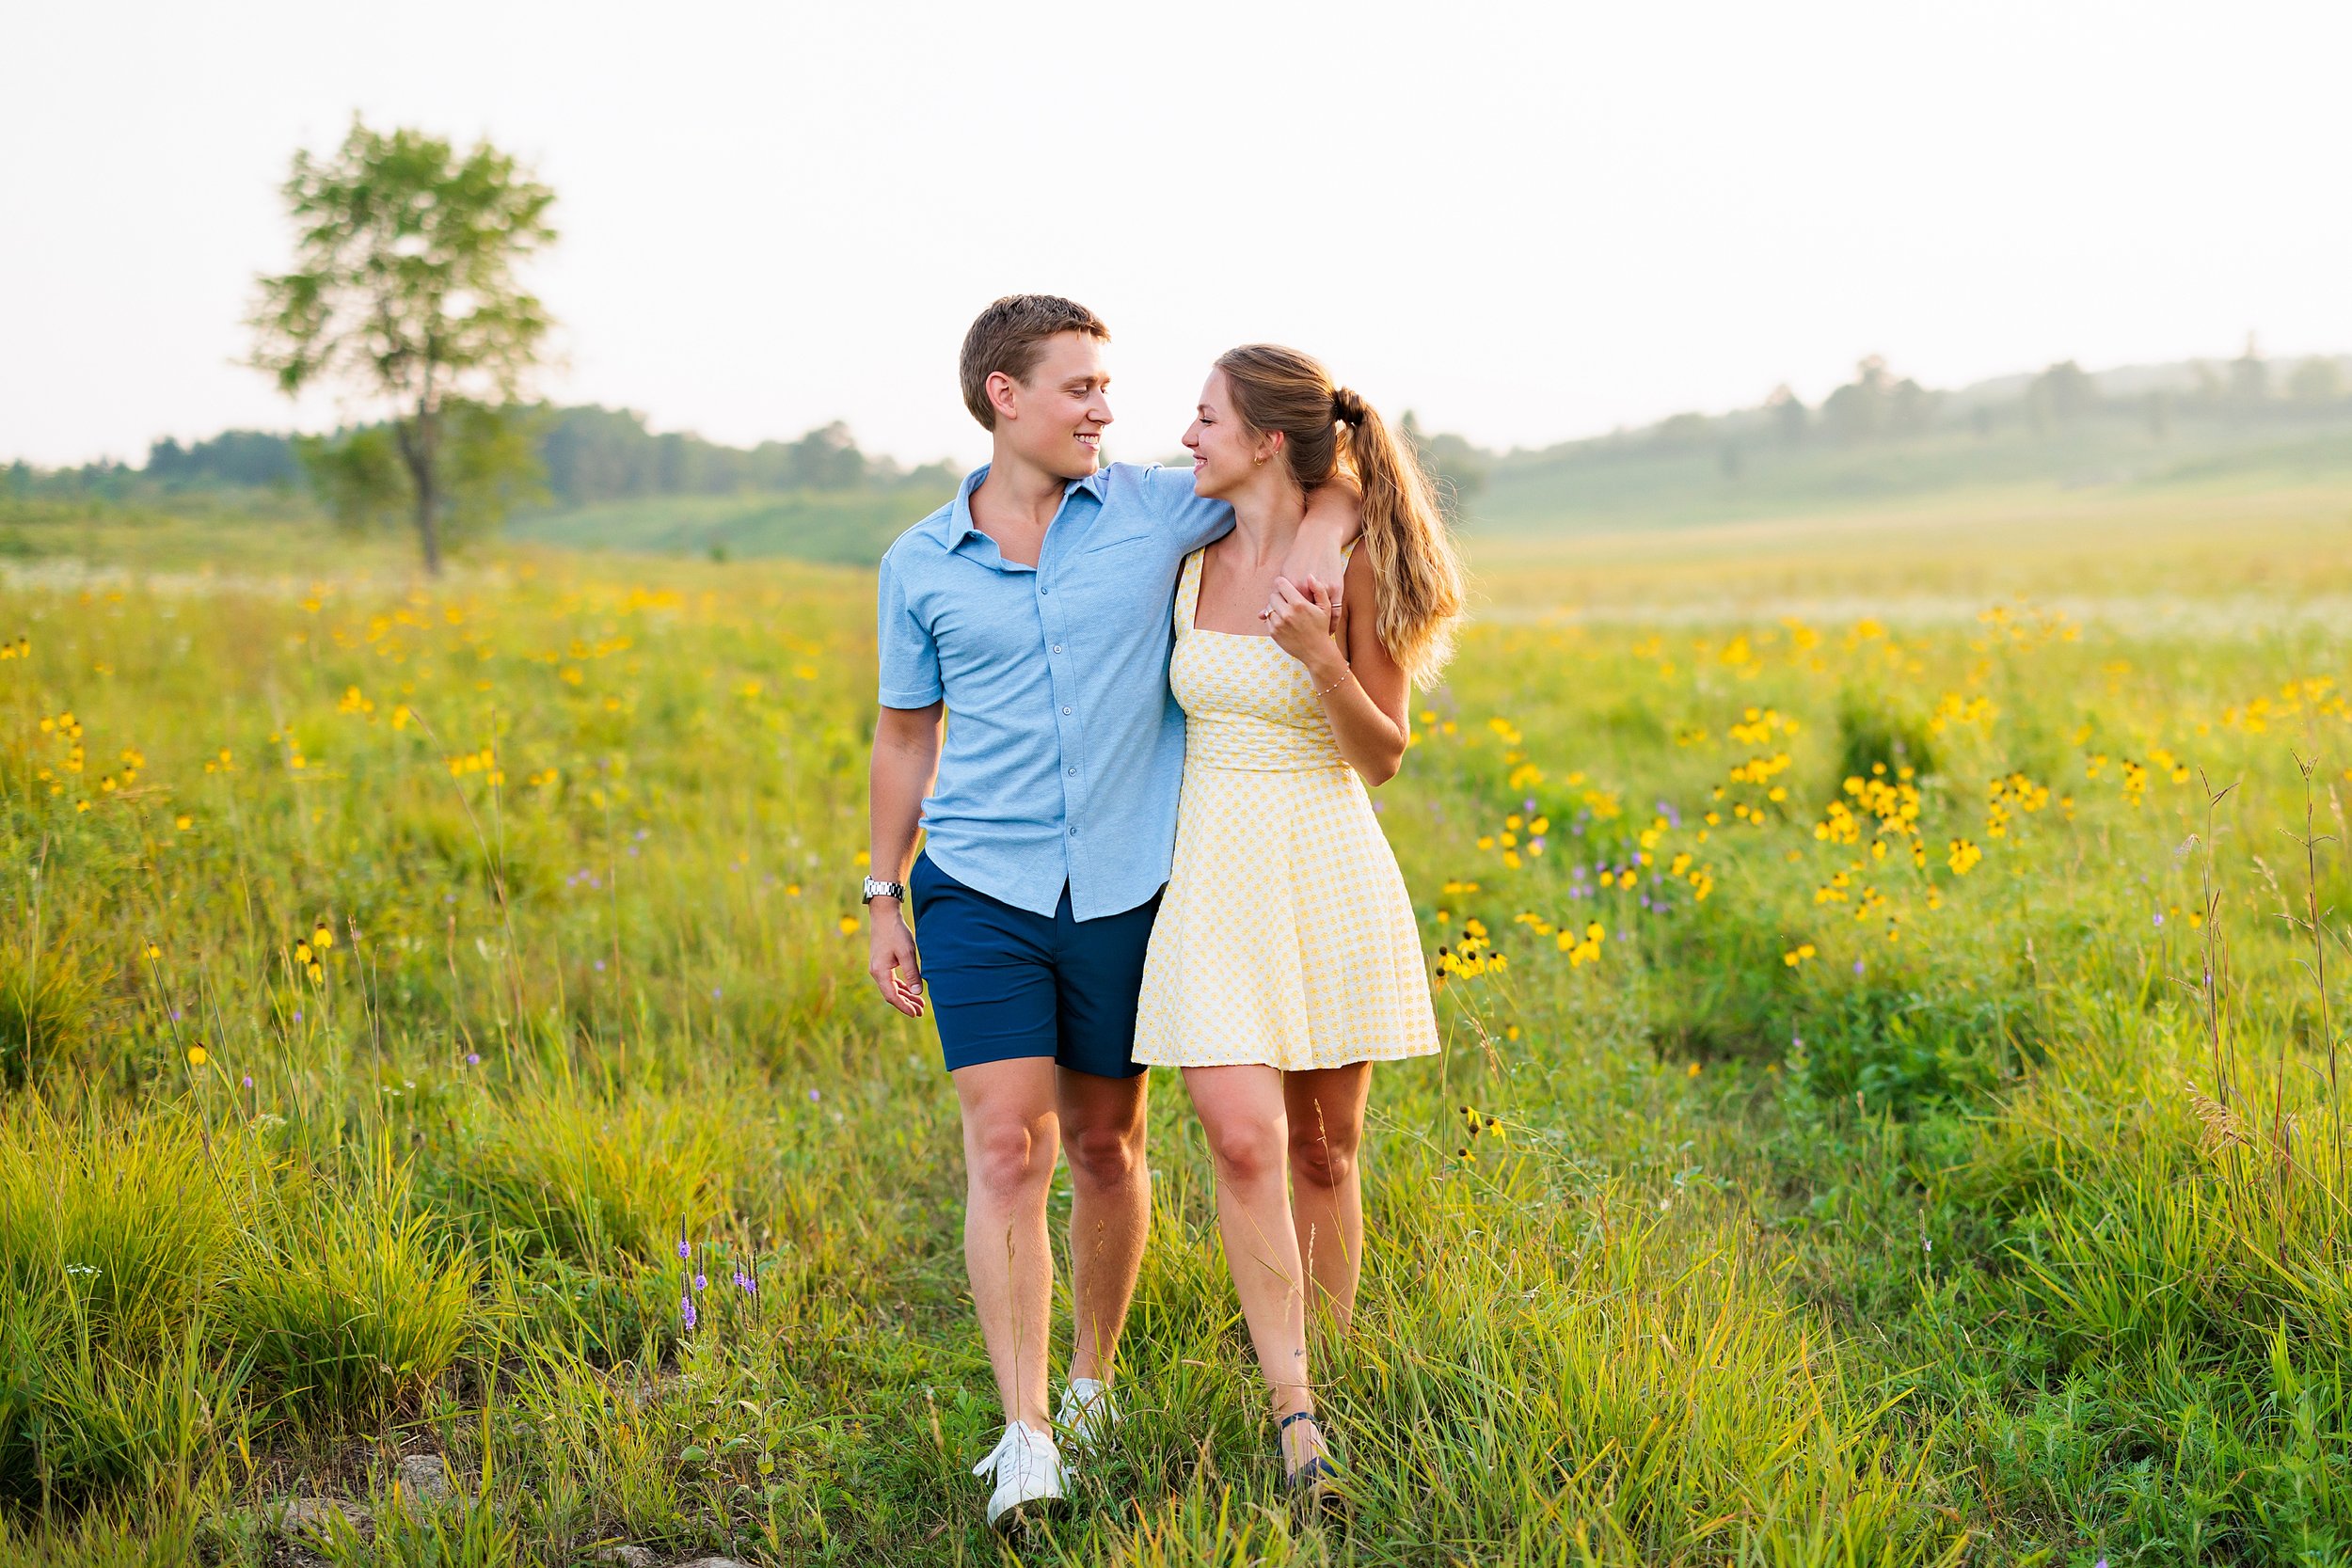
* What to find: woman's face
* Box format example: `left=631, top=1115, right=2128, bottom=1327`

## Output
left=1182, top=370, right=1271, bottom=499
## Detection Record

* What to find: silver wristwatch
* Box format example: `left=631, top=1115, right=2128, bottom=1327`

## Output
left=860, top=877, right=906, bottom=905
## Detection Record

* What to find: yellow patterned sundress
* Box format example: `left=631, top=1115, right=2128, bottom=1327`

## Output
left=1131, top=548, right=1440, bottom=1071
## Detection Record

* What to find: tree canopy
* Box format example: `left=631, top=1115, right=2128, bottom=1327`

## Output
left=248, top=119, right=556, bottom=571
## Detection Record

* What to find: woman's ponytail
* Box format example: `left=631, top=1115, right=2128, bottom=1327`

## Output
left=1334, top=393, right=1462, bottom=685
left=1215, top=344, right=1464, bottom=685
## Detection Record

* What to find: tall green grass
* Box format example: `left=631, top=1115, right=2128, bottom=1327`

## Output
left=0, top=504, right=2341, bottom=1561
left=227, top=1163, right=473, bottom=1422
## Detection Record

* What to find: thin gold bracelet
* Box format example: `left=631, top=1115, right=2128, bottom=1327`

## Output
left=1312, top=667, right=1353, bottom=700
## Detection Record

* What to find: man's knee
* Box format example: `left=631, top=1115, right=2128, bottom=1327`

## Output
left=968, top=1115, right=1057, bottom=1200
left=1065, top=1119, right=1144, bottom=1189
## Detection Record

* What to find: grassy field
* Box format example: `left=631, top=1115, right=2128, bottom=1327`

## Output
left=503, top=490, right=955, bottom=569
left=0, top=480, right=2348, bottom=1567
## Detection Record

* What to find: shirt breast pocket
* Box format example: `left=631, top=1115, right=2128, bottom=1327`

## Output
left=1063, top=534, right=1178, bottom=628
left=1075, top=525, right=1158, bottom=560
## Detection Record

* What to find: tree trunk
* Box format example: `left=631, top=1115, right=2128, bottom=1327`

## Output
left=396, top=394, right=442, bottom=576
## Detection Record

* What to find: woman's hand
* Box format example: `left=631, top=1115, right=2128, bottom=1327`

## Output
left=1267, top=577, right=1345, bottom=680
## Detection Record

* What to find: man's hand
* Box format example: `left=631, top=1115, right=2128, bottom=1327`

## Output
left=867, top=903, right=925, bottom=1017
left=866, top=702, right=940, bottom=1018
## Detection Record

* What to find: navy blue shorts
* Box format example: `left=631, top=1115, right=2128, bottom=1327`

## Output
left=908, top=853, right=1160, bottom=1079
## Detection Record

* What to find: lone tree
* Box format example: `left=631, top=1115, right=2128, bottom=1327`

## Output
left=249, top=119, right=556, bottom=572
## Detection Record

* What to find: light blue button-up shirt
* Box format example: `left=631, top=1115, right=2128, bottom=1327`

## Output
left=876, top=463, right=1232, bottom=920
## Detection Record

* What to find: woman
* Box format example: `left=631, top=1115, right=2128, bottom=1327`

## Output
left=1131, top=344, right=1462, bottom=1500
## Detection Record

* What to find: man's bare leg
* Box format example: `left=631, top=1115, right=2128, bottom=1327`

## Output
left=1056, top=1066, right=1151, bottom=1384
left=953, top=1056, right=1061, bottom=1432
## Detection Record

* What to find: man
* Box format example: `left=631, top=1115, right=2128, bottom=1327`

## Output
left=863, top=295, right=1355, bottom=1530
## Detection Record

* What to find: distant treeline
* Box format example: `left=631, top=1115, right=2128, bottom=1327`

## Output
left=1523, top=343, right=2352, bottom=467
left=4, top=406, right=957, bottom=508
left=1458, top=342, right=2352, bottom=535
left=9, top=344, right=2349, bottom=540
left=536, top=408, right=954, bottom=503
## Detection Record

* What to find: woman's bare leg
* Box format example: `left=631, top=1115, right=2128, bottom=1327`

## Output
left=1283, top=1063, right=1375, bottom=1333
left=1182, top=1063, right=1325, bottom=1465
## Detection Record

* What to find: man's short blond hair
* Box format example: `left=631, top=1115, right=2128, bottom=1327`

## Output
left=959, top=295, right=1110, bottom=430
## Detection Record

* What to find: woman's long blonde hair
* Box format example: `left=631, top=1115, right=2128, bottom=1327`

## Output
left=1215, top=343, right=1463, bottom=684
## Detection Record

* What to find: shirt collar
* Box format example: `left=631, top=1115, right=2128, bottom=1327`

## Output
left=946, top=463, right=1110, bottom=551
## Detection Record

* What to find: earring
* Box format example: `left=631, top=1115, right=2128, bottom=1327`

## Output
left=1254, top=455, right=1265, bottom=466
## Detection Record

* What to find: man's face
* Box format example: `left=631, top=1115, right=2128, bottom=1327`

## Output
left=994, top=331, right=1113, bottom=480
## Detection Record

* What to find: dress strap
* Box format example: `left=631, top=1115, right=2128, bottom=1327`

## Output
left=1174, top=548, right=1205, bottom=639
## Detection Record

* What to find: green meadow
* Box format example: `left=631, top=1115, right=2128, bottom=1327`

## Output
left=0, top=461, right=2348, bottom=1566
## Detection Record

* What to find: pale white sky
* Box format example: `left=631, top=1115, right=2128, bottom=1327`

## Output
left=7, top=0, right=2349, bottom=471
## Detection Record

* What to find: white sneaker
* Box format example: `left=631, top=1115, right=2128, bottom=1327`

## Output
left=1056, top=1378, right=1119, bottom=1449
left=971, top=1421, right=1067, bottom=1532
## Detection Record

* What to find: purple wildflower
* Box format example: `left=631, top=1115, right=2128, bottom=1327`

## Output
left=680, top=1292, right=696, bottom=1331
left=693, top=1272, right=707, bottom=1292
left=1853, top=958, right=1866, bottom=976
left=2153, top=911, right=2164, bottom=927
left=733, top=1269, right=755, bottom=1295
left=1522, top=797, right=1537, bottom=814
left=677, top=1237, right=691, bottom=1261
left=242, top=1074, right=254, bottom=1089
left=465, top=1052, right=481, bottom=1067
left=807, top=1088, right=820, bottom=1102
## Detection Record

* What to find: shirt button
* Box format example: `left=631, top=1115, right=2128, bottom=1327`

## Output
left=1068, top=827, right=1078, bottom=837
left=1067, top=765, right=1077, bottom=776
left=1051, top=643, right=1062, bottom=653
left=1062, top=705, right=1073, bottom=715
left=1040, top=586, right=1050, bottom=595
